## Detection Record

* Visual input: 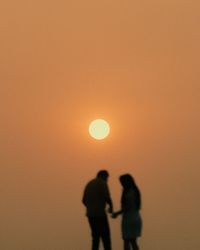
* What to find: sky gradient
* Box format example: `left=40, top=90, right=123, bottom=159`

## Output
left=1, top=0, right=200, bottom=249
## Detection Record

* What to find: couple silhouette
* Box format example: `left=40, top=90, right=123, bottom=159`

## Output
left=82, top=170, right=142, bottom=250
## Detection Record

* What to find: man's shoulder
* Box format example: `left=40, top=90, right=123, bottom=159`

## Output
left=86, top=178, right=96, bottom=185
left=85, top=178, right=107, bottom=189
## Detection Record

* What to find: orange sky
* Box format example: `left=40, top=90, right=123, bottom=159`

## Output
left=0, top=0, right=200, bottom=249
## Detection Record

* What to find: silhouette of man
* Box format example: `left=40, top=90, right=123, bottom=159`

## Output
left=82, top=170, right=113, bottom=250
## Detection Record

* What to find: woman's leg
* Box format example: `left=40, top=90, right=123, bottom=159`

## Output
left=123, top=240, right=131, bottom=250
left=130, top=238, right=139, bottom=250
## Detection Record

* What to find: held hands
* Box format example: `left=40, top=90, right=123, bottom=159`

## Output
left=107, top=206, right=121, bottom=218
left=107, top=207, right=118, bottom=218
left=111, top=212, right=119, bottom=219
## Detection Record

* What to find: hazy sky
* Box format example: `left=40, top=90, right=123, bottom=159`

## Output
left=1, top=0, right=200, bottom=249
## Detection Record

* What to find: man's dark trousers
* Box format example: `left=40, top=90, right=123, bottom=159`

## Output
left=88, top=216, right=111, bottom=250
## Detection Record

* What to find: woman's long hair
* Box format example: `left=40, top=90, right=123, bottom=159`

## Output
left=119, top=174, right=141, bottom=210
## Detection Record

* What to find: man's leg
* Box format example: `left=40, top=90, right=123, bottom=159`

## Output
left=88, top=217, right=100, bottom=250
left=101, top=216, right=112, bottom=250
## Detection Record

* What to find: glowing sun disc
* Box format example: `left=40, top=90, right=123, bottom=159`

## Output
left=89, top=119, right=110, bottom=140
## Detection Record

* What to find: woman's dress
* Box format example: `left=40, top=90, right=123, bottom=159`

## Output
left=121, top=189, right=142, bottom=239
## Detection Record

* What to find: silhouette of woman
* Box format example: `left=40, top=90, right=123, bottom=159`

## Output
left=112, top=174, right=142, bottom=250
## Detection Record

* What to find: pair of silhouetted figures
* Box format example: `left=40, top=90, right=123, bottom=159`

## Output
left=82, top=170, right=142, bottom=250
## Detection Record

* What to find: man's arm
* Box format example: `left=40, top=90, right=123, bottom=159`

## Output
left=104, top=183, right=113, bottom=213
left=107, top=198, right=113, bottom=214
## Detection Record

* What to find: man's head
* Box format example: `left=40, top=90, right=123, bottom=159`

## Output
left=96, top=170, right=109, bottom=181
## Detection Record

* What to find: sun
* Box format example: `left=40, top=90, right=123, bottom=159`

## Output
left=89, top=119, right=110, bottom=140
